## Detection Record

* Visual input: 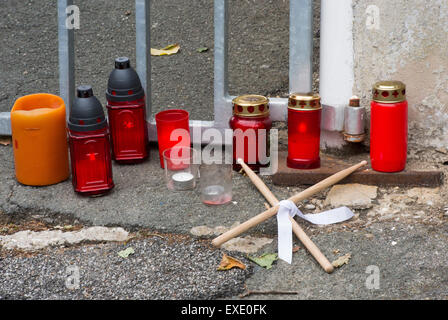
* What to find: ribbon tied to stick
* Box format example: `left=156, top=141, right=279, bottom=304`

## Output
left=277, top=200, right=355, bottom=264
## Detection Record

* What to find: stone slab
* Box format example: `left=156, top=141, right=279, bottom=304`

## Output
left=273, top=152, right=444, bottom=187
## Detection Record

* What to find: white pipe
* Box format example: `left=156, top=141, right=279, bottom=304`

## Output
left=320, top=0, right=354, bottom=132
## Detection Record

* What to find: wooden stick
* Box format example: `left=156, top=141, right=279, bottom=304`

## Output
left=239, top=290, right=299, bottom=298
left=212, top=160, right=367, bottom=249
left=236, top=159, right=334, bottom=273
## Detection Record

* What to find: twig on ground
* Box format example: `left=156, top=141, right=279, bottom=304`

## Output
left=239, top=289, right=299, bottom=298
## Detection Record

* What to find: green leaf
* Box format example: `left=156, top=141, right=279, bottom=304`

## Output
left=197, top=47, right=209, bottom=53
left=118, top=247, right=135, bottom=258
left=248, top=253, right=278, bottom=269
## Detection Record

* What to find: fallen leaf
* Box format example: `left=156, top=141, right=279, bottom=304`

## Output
left=333, top=249, right=340, bottom=254
left=118, top=247, right=135, bottom=258
left=151, top=43, right=180, bottom=56
left=217, top=253, right=246, bottom=271
left=0, top=136, right=11, bottom=146
left=63, top=225, right=74, bottom=231
left=332, top=253, right=351, bottom=268
left=197, top=47, right=209, bottom=53
left=293, top=246, right=301, bottom=253
left=248, top=253, right=278, bottom=270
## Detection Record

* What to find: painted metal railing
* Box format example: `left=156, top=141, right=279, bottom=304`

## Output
left=0, top=0, right=314, bottom=140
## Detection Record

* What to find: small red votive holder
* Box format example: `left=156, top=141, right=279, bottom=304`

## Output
left=155, top=109, right=190, bottom=168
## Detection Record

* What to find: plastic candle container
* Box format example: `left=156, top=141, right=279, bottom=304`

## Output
left=229, top=95, right=272, bottom=172
left=370, top=81, right=408, bottom=172
left=106, top=57, right=148, bottom=163
left=11, top=93, right=69, bottom=186
left=68, top=86, right=114, bottom=196
left=287, top=93, right=322, bottom=169
left=155, top=109, right=190, bottom=169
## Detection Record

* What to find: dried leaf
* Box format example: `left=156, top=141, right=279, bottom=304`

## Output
left=118, top=247, right=135, bottom=258
left=0, top=136, right=11, bottom=146
left=217, top=253, right=246, bottom=271
left=248, top=253, right=278, bottom=270
left=333, top=249, right=340, bottom=254
left=332, top=253, right=351, bottom=268
left=292, top=246, right=301, bottom=253
left=151, top=43, right=180, bottom=56
left=197, top=47, right=209, bottom=53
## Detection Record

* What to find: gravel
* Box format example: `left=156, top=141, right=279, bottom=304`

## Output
left=0, top=236, right=251, bottom=300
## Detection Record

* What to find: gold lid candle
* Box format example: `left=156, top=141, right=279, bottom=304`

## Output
left=229, top=95, right=272, bottom=173
left=287, top=93, right=322, bottom=169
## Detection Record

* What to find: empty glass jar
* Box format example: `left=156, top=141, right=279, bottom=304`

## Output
left=199, top=162, right=232, bottom=205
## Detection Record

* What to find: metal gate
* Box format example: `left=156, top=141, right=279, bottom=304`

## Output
left=0, top=0, right=314, bottom=141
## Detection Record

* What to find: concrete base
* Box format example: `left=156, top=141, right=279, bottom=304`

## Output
left=273, top=151, right=444, bottom=187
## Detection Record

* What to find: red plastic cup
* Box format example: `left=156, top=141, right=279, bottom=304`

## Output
left=155, top=109, right=190, bottom=168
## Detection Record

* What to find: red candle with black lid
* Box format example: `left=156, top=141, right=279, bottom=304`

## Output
left=229, top=95, right=272, bottom=172
left=287, top=93, right=322, bottom=169
left=68, top=86, right=114, bottom=196
left=106, top=57, right=148, bottom=163
left=370, top=81, right=408, bottom=172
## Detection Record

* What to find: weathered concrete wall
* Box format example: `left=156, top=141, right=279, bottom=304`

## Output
left=353, top=0, right=448, bottom=149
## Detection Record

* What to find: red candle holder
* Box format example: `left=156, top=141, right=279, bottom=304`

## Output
left=287, top=93, right=322, bottom=170
left=106, top=57, right=148, bottom=164
left=155, top=109, right=190, bottom=168
left=229, top=95, right=272, bottom=173
left=68, top=86, right=114, bottom=196
left=370, top=81, right=408, bottom=172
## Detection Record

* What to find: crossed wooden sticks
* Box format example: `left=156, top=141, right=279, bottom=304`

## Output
left=212, top=159, right=368, bottom=273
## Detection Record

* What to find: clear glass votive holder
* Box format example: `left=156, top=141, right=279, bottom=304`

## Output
left=199, top=162, right=232, bottom=205
left=163, top=147, right=198, bottom=191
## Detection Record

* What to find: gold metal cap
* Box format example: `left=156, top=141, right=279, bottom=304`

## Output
left=232, top=95, right=270, bottom=117
left=288, top=93, right=322, bottom=111
left=372, top=81, right=406, bottom=103
left=349, top=96, right=360, bottom=107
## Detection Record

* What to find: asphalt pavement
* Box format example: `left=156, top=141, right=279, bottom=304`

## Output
left=1, top=0, right=447, bottom=301
left=1, top=0, right=323, bottom=120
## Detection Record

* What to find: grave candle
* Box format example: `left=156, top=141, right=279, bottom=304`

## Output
left=11, top=93, right=69, bottom=186
left=287, top=93, right=322, bottom=169
left=229, top=95, right=272, bottom=173
left=370, top=81, right=408, bottom=172
left=68, top=86, right=114, bottom=196
left=106, top=57, right=148, bottom=164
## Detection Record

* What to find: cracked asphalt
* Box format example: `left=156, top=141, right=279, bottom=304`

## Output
left=1, top=0, right=448, bottom=301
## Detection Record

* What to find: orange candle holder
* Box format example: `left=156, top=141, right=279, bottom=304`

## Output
left=11, top=93, right=70, bottom=186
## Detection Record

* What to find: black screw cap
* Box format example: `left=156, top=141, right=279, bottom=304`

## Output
left=68, top=86, right=108, bottom=132
left=115, top=57, right=131, bottom=69
left=77, top=85, right=94, bottom=98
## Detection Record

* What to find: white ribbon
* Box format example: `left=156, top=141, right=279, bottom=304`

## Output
left=277, top=200, right=355, bottom=264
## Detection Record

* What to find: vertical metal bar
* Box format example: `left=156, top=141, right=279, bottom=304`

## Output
left=289, top=0, right=313, bottom=94
left=214, top=0, right=231, bottom=128
left=135, top=0, right=152, bottom=126
left=58, top=0, right=75, bottom=119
